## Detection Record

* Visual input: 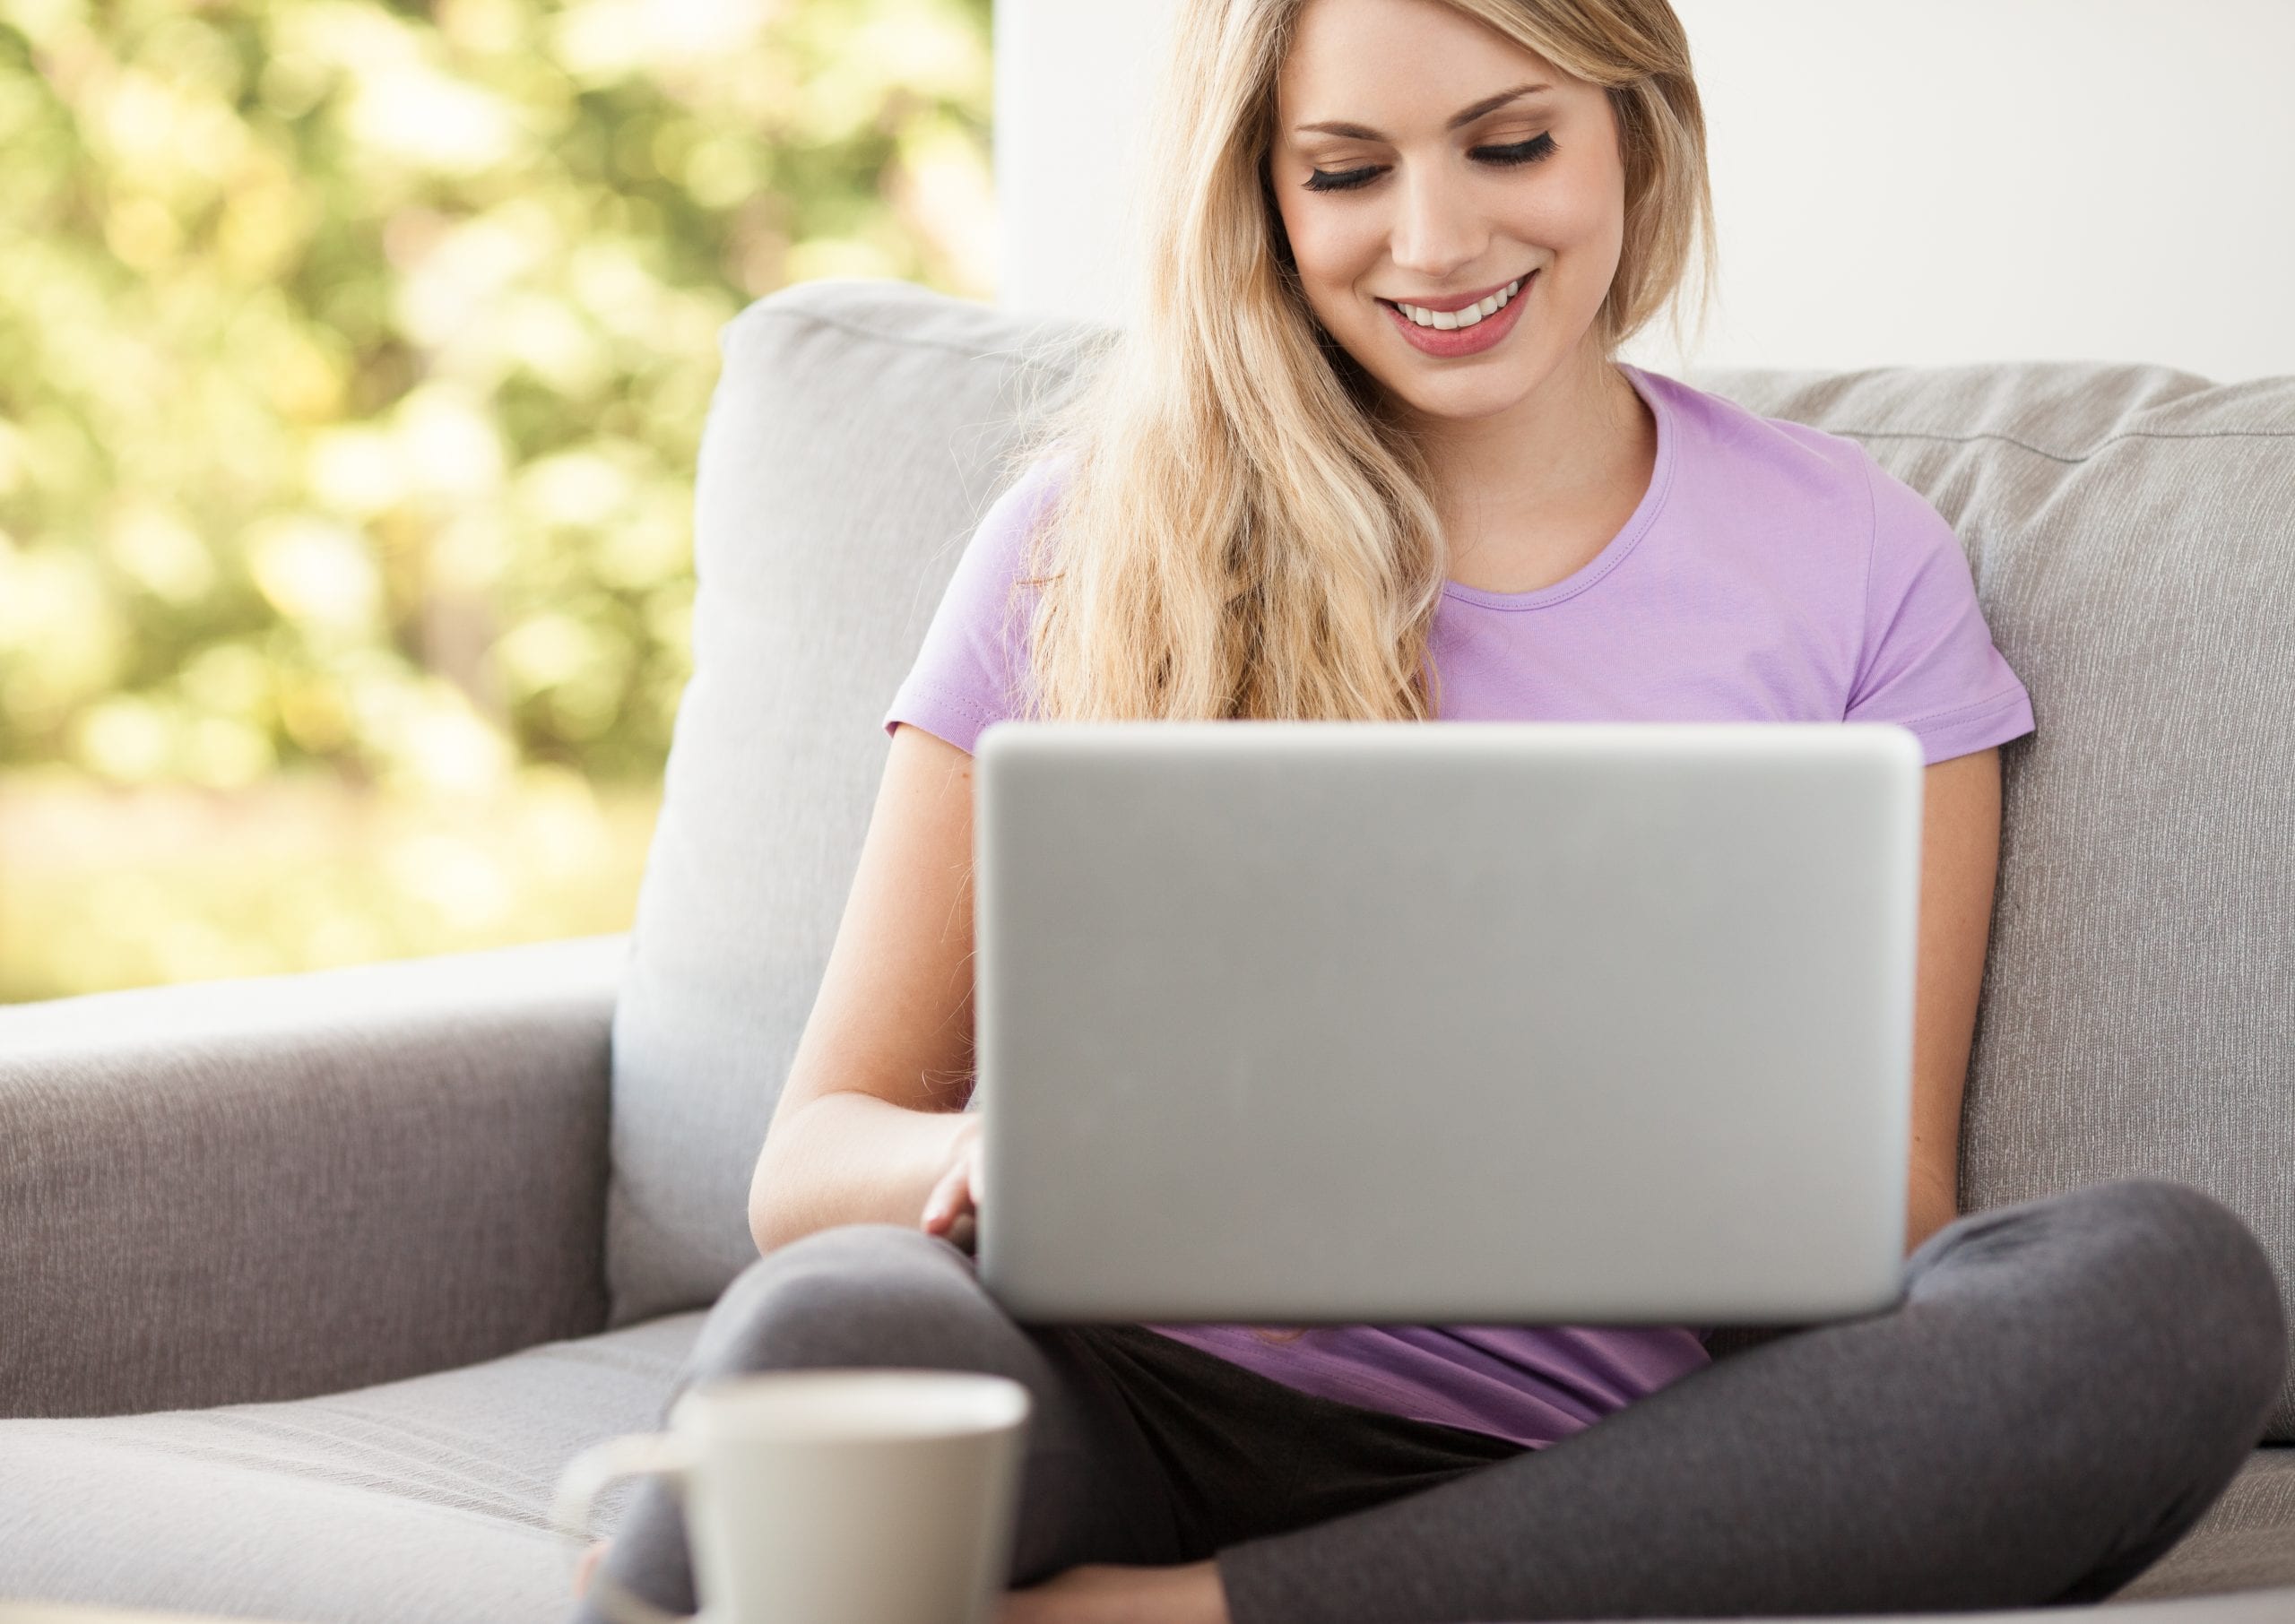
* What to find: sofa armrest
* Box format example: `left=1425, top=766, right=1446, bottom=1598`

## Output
left=0, top=933, right=628, bottom=1419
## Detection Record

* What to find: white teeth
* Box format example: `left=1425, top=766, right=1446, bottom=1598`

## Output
left=1393, top=275, right=1525, bottom=331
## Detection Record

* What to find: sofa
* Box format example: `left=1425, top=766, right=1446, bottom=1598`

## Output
left=0, top=276, right=2288, bottom=1624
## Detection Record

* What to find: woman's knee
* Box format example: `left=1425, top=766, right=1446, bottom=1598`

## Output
left=2066, top=1179, right=2283, bottom=1387
left=684, top=1222, right=992, bottom=1382
left=1936, top=1179, right=2287, bottom=1448
left=2143, top=1179, right=2283, bottom=1412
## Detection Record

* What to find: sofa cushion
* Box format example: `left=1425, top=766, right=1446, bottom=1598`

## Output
left=1683, top=364, right=2295, bottom=1442
left=0, top=1309, right=705, bottom=1624
left=607, top=281, right=1095, bottom=1322
left=0, top=1328, right=2282, bottom=1620
left=609, top=277, right=2292, bottom=1444
left=2115, top=1447, right=2295, bottom=1603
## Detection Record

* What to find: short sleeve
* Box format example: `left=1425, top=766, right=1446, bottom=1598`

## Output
left=1843, top=454, right=2036, bottom=764
left=879, top=454, right=1065, bottom=756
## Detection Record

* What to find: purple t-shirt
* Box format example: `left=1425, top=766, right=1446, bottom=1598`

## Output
left=879, top=362, right=2036, bottom=1450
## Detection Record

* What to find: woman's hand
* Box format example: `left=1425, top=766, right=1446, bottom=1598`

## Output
left=921, top=1111, right=983, bottom=1254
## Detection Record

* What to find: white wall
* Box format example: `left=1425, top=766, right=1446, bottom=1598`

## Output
left=992, top=0, right=1176, bottom=330
left=994, top=0, right=2295, bottom=380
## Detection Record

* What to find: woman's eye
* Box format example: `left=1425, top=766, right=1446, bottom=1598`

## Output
left=1477, top=132, right=1558, bottom=168
left=1301, top=132, right=1558, bottom=194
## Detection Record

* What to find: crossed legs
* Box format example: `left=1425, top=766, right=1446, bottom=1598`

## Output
left=569, top=1177, right=2287, bottom=1624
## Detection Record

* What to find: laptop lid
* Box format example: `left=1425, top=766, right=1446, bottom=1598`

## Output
left=973, top=721, right=1922, bottom=1326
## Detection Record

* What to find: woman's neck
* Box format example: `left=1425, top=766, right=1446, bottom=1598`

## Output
left=1400, top=346, right=1653, bottom=544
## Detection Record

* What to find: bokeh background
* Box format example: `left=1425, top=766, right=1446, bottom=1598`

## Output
left=0, top=0, right=994, bottom=1001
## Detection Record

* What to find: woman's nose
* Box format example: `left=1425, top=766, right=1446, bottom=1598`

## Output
left=1387, top=162, right=1484, bottom=281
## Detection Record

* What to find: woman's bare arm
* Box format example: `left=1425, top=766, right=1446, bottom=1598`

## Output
left=1902, top=747, right=2004, bottom=1256
left=748, top=721, right=983, bottom=1257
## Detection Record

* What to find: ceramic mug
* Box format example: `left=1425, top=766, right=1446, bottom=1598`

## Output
left=553, top=1368, right=1033, bottom=1624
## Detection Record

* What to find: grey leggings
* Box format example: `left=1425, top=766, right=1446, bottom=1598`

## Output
left=569, top=1178, right=2287, bottom=1623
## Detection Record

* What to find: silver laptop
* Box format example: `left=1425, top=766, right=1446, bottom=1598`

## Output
left=971, top=720, right=1923, bottom=1326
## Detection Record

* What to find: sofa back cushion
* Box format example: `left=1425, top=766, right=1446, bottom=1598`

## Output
left=608, top=281, right=1087, bottom=1320
left=1685, top=362, right=2295, bottom=1439
left=611, top=278, right=2293, bottom=1438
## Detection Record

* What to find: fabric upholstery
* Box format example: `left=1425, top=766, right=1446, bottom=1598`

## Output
left=1682, top=363, right=2295, bottom=1441
left=607, top=283, right=1094, bottom=1323
left=2117, top=1448, right=2295, bottom=1602
left=0, top=933, right=627, bottom=1418
left=0, top=1309, right=703, bottom=1624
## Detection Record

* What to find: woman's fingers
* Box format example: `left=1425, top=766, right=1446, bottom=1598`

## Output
left=922, top=1163, right=969, bottom=1231
left=948, top=1141, right=982, bottom=1250
left=922, top=1118, right=987, bottom=1240
left=922, top=1138, right=983, bottom=1238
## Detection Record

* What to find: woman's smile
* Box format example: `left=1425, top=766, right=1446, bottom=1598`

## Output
left=1380, top=269, right=1535, bottom=357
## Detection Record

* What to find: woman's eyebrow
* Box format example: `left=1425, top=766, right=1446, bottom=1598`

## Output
left=1293, top=81, right=1554, bottom=141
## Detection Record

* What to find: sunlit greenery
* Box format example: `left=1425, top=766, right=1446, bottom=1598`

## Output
left=0, top=0, right=995, bottom=1001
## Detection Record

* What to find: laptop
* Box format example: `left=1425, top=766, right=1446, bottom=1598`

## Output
left=970, top=720, right=1923, bottom=1326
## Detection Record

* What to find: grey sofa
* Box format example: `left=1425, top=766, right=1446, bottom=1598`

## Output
left=2, top=276, right=2289, bottom=1624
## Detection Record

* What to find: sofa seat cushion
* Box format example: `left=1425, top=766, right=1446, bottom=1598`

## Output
left=0, top=1310, right=705, bottom=1624
left=2116, top=1447, right=2295, bottom=1603
left=0, top=1321, right=2283, bottom=1624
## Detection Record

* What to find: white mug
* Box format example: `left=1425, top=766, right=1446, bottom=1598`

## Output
left=553, top=1368, right=1033, bottom=1624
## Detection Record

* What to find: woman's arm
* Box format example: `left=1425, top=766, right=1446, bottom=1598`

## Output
left=748, top=721, right=983, bottom=1257
left=1903, top=747, right=2005, bottom=1256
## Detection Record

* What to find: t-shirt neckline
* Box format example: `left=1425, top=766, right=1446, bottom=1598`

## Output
left=1438, top=361, right=1678, bottom=613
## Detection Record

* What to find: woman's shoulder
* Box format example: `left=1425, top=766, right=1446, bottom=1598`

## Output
left=1628, top=363, right=1890, bottom=519
left=1009, top=437, right=1084, bottom=499
left=949, top=444, right=1074, bottom=573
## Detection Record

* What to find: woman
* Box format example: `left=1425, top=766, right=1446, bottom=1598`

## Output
left=573, top=2, right=2288, bottom=1620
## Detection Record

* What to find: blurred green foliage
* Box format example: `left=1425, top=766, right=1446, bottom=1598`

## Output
left=0, top=0, right=994, bottom=1000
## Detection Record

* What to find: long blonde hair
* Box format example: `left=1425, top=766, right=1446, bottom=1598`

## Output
left=989, top=0, right=1716, bottom=1343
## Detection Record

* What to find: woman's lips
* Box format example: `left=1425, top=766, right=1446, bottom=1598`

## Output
left=1383, top=272, right=1529, bottom=314
left=1379, top=271, right=1533, bottom=358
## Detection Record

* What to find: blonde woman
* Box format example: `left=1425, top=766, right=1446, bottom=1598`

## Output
left=570, top=1, right=2288, bottom=1620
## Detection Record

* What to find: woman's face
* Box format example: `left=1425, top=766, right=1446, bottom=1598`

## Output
left=1269, top=0, right=1629, bottom=423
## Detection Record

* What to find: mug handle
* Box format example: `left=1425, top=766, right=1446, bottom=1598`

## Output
left=552, top=1432, right=704, bottom=1624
